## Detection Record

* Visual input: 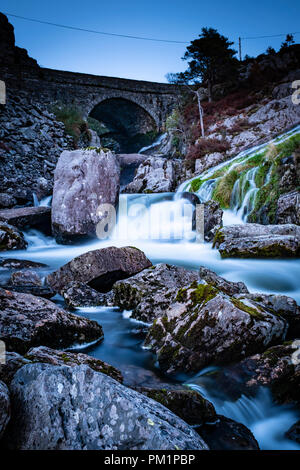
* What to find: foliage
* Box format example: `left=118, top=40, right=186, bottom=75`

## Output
left=87, top=117, right=109, bottom=136
left=186, top=138, right=230, bottom=160
left=212, top=169, right=239, bottom=208
left=52, top=103, right=88, bottom=145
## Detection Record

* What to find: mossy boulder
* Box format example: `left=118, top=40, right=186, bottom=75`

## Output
left=144, top=281, right=287, bottom=374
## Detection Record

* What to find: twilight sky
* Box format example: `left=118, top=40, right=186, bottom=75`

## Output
left=1, top=0, right=299, bottom=83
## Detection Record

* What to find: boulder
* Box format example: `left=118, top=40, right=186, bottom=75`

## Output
left=0, top=352, right=31, bottom=385
left=125, top=157, right=182, bottom=193
left=51, top=148, right=120, bottom=243
left=47, top=246, right=152, bottom=295
left=134, top=387, right=217, bottom=426
left=0, top=258, right=47, bottom=269
left=4, top=363, right=208, bottom=450
left=112, top=263, right=200, bottom=323
left=213, top=223, right=300, bottom=258
left=0, top=380, right=10, bottom=440
left=5, top=269, right=54, bottom=298
left=196, top=415, right=259, bottom=450
left=0, top=193, right=17, bottom=209
left=61, top=282, right=109, bottom=308
left=0, top=207, right=51, bottom=235
left=203, top=200, right=223, bottom=242
left=276, top=191, right=300, bottom=225
left=194, top=152, right=225, bottom=175
left=0, top=222, right=27, bottom=251
left=0, top=288, right=103, bottom=354
left=25, top=346, right=123, bottom=383
left=144, top=281, right=287, bottom=374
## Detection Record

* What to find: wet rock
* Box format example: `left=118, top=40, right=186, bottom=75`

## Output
left=203, top=200, right=223, bottom=242
left=26, top=346, right=123, bottom=383
left=196, top=415, right=259, bottom=450
left=0, top=288, right=103, bottom=354
left=4, top=363, right=208, bottom=450
left=125, top=157, right=182, bottom=193
left=199, top=266, right=249, bottom=296
left=0, top=258, right=47, bottom=269
left=285, top=420, right=300, bottom=444
left=112, top=263, right=200, bottom=323
left=51, top=148, right=120, bottom=243
left=0, top=207, right=51, bottom=235
left=47, top=246, right=152, bottom=295
left=61, top=282, right=109, bottom=308
left=145, top=281, right=287, bottom=374
left=0, top=380, right=10, bottom=440
left=213, top=223, right=300, bottom=258
left=135, top=387, right=217, bottom=426
left=276, top=191, right=300, bottom=225
left=0, top=222, right=27, bottom=251
left=9, top=269, right=42, bottom=287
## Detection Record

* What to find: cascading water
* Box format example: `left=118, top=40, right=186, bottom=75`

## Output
left=1, top=125, right=300, bottom=449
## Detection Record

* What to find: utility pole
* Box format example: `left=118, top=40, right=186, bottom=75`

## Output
left=239, top=37, right=242, bottom=61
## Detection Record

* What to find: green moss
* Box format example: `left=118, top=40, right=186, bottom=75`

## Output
left=212, top=169, right=239, bottom=208
left=189, top=284, right=218, bottom=307
left=231, top=298, right=265, bottom=320
left=212, top=228, right=225, bottom=248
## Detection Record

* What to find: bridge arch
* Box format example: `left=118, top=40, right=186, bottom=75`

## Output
left=88, top=96, right=159, bottom=153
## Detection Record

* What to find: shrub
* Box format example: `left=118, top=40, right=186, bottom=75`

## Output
left=52, top=104, right=89, bottom=145
left=186, top=138, right=230, bottom=160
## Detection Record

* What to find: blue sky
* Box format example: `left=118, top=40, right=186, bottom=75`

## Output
left=1, top=0, right=299, bottom=82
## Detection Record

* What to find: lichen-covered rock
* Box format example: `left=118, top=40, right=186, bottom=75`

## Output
left=9, top=269, right=42, bottom=287
left=196, top=415, right=259, bottom=450
left=0, top=222, right=27, bottom=251
left=0, top=288, right=103, bottom=354
left=0, top=352, right=31, bottom=385
left=0, top=258, right=47, bottom=269
left=61, top=282, right=109, bottom=308
left=25, top=346, right=123, bottom=383
left=47, top=246, right=152, bottom=295
left=4, top=363, right=208, bottom=450
left=125, top=157, right=182, bottom=193
left=144, top=282, right=287, bottom=374
left=112, top=263, right=200, bottom=323
left=199, top=266, right=249, bottom=296
left=213, top=223, right=300, bottom=258
left=134, top=387, right=217, bottom=426
left=51, top=148, right=120, bottom=243
left=276, top=191, right=300, bottom=225
left=0, top=380, right=10, bottom=440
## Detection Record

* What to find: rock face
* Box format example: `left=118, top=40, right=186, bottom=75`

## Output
left=4, top=363, right=208, bottom=450
left=145, top=281, right=287, bottom=374
left=47, top=246, right=152, bottom=295
left=61, top=282, right=109, bottom=308
left=26, top=346, right=123, bottom=383
left=0, top=222, right=27, bottom=251
left=195, top=152, right=225, bottom=176
left=0, top=288, right=103, bottom=354
left=0, top=207, right=51, bottom=234
left=276, top=191, right=300, bottom=225
left=0, top=380, right=10, bottom=440
left=213, top=223, right=300, bottom=258
left=125, top=157, right=182, bottom=193
left=112, top=263, right=200, bottom=323
left=51, top=149, right=120, bottom=243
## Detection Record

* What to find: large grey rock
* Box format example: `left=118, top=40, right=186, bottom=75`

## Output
left=5, top=269, right=54, bottom=298
left=0, top=380, right=10, bottom=439
left=199, top=266, right=249, bottom=296
left=213, top=223, right=300, bottom=258
left=4, top=363, right=208, bottom=450
left=0, top=288, right=103, bottom=354
left=194, top=152, right=225, bottom=175
left=112, top=263, right=200, bottom=323
left=26, top=346, right=123, bottom=383
left=61, top=282, right=109, bottom=308
left=125, top=157, right=182, bottom=193
left=145, top=281, right=287, bottom=374
left=0, top=222, right=27, bottom=251
left=0, top=206, right=51, bottom=234
left=276, top=191, right=300, bottom=225
left=51, top=149, right=120, bottom=243
left=47, top=246, right=152, bottom=295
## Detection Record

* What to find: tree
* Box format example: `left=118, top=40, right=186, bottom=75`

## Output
left=181, top=27, right=238, bottom=102
left=266, top=46, right=276, bottom=55
left=280, top=34, right=295, bottom=50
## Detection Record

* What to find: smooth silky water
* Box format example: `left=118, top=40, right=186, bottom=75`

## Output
left=2, top=129, right=300, bottom=449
